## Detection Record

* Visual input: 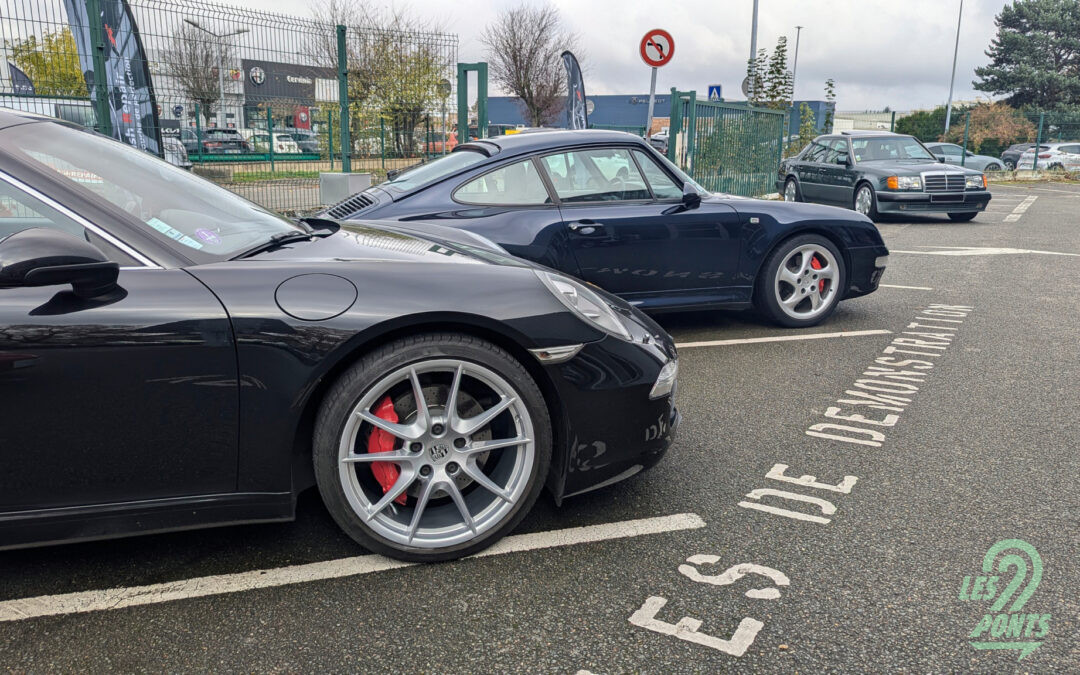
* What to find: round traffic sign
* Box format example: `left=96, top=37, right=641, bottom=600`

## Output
left=640, top=29, right=674, bottom=68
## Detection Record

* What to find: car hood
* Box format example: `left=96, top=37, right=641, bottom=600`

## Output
left=248, top=220, right=527, bottom=268
left=857, top=159, right=983, bottom=174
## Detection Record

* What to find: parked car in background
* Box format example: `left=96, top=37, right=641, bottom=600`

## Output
left=0, top=108, right=679, bottom=562
left=1000, top=142, right=1037, bottom=170
left=778, top=131, right=991, bottom=222
left=180, top=127, right=200, bottom=155
left=648, top=128, right=669, bottom=154
left=321, top=130, right=889, bottom=328
left=181, top=127, right=250, bottom=155
left=250, top=132, right=301, bottom=154
left=425, top=131, right=457, bottom=154
left=1017, top=142, right=1080, bottom=171
left=287, top=129, right=320, bottom=153
left=923, top=142, right=1005, bottom=172
left=162, top=135, right=192, bottom=170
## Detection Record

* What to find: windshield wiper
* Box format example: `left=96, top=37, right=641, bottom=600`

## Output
left=234, top=231, right=315, bottom=259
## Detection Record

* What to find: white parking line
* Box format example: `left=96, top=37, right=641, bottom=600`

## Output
left=676, top=329, right=891, bottom=349
left=0, top=513, right=706, bottom=623
left=880, top=284, right=933, bottom=290
left=1004, top=195, right=1038, bottom=222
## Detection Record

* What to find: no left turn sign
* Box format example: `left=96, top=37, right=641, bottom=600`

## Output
left=640, top=29, right=674, bottom=68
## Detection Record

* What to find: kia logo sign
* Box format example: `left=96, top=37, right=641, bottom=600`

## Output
left=249, top=66, right=266, bottom=85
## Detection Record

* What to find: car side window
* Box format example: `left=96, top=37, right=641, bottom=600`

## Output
left=1061, top=145, right=1080, bottom=154
left=633, top=150, right=683, bottom=200
left=541, top=148, right=651, bottom=203
left=454, top=158, right=551, bottom=206
left=0, top=178, right=137, bottom=264
left=829, top=139, right=851, bottom=163
left=803, top=141, right=828, bottom=163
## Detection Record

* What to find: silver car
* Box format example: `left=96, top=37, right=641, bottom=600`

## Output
left=162, top=135, right=192, bottom=170
left=1016, top=142, right=1080, bottom=171
left=924, top=142, right=1005, bottom=172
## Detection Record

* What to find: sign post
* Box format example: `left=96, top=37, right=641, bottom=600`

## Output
left=640, top=29, right=674, bottom=138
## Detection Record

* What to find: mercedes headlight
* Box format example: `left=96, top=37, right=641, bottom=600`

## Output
left=535, top=270, right=631, bottom=340
left=887, top=176, right=922, bottom=190
left=966, top=174, right=986, bottom=189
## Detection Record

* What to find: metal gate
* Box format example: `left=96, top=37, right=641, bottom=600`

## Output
left=666, top=89, right=786, bottom=197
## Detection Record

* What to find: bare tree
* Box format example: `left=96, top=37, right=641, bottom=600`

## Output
left=165, top=24, right=233, bottom=126
left=310, top=1, right=450, bottom=156
left=481, top=4, right=579, bottom=127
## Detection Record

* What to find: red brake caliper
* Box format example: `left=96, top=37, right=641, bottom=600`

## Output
left=367, top=396, right=407, bottom=505
left=810, top=254, right=825, bottom=293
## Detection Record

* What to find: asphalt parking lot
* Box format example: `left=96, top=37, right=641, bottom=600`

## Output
left=1, top=183, right=1077, bottom=672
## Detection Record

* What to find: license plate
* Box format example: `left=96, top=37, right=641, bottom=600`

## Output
left=930, top=194, right=964, bottom=203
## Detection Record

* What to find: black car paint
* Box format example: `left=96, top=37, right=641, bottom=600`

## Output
left=0, top=111, right=678, bottom=550
left=779, top=133, right=992, bottom=216
left=321, top=130, right=888, bottom=313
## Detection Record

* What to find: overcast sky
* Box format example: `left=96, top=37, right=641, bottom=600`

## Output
left=237, top=0, right=1011, bottom=111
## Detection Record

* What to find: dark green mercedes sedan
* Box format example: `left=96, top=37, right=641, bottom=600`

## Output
left=777, top=131, right=991, bottom=222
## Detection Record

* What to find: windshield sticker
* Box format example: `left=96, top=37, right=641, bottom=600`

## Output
left=195, top=228, right=221, bottom=245
left=147, top=217, right=204, bottom=250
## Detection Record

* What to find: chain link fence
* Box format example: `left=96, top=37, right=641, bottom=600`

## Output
left=1, top=0, right=457, bottom=214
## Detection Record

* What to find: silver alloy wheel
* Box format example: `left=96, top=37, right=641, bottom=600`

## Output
left=855, top=186, right=874, bottom=216
left=773, top=244, right=840, bottom=320
left=337, top=359, right=534, bottom=549
left=784, top=179, right=798, bottom=201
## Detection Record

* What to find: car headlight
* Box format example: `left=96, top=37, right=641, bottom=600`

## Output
left=966, top=174, right=986, bottom=189
left=535, top=270, right=632, bottom=340
left=886, top=176, right=921, bottom=190
left=649, top=359, right=678, bottom=399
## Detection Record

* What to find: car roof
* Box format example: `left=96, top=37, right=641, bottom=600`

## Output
left=838, top=130, right=910, bottom=138
left=0, top=106, right=56, bottom=130
left=467, top=129, right=646, bottom=156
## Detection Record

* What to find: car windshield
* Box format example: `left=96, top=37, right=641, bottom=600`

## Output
left=381, top=149, right=487, bottom=193
left=851, top=137, right=936, bottom=162
left=3, top=122, right=301, bottom=262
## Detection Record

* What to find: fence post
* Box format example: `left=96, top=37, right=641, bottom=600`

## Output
left=890, top=111, right=896, bottom=132
left=1033, top=112, right=1044, bottom=171
left=85, top=0, right=112, bottom=136
left=380, top=118, right=385, bottom=169
left=328, top=110, right=334, bottom=171
left=667, top=88, right=681, bottom=163
left=476, top=62, right=488, bottom=139
left=961, top=111, right=970, bottom=166
left=194, top=104, right=203, bottom=162
left=336, top=25, right=351, bottom=173
left=267, top=107, right=275, bottom=173
left=776, top=109, right=786, bottom=173
left=686, top=90, right=697, bottom=175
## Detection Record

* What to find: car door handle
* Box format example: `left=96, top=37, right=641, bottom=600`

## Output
left=568, top=220, right=604, bottom=235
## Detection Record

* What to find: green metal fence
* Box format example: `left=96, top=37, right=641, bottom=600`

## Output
left=666, top=89, right=786, bottom=197
left=1, top=0, right=457, bottom=215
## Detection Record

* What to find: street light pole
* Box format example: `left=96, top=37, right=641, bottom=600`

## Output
left=791, top=25, right=803, bottom=104
left=749, top=0, right=760, bottom=93
left=184, top=19, right=248, bottom=129
left=944, top=0, right=964, bottom=134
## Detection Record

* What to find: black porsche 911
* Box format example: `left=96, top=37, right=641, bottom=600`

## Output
left=0, top=109, right=679, bottom=562
left=321, top=130, right=890, bottom=328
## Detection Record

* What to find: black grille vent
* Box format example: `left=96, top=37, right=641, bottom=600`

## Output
left=326, top=192, right=375, bottom=219
left=923, top=173, right=966, bottom=192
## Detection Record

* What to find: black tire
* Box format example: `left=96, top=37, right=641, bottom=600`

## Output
left=754, top=233, right=847, bottom=328
left=1004, top=160, right=1016, bottom=170
left=853, top=183, right=879, bottom=221
left=1049, top=163, right=1065, bottom=172
left=783, top=177, right=803, bottom=202
left=948, top=212, right=978, bottom=222
left=313, top=333, right=552, bottom=562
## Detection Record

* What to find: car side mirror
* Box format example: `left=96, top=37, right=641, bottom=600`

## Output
left=0, top=228, right=119, bottom=298
left=935, top=155, right=946, bottom=162
left=836, top=155, right=851, bottom=166
left=682, top=183, right=702, bottom=209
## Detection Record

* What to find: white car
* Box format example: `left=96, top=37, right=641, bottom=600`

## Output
left=1016, top=142, right=1080, bottom=171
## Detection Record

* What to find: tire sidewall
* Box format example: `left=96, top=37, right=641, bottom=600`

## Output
left=755, top=233, right=847, bottom=328
left=784, top=177, right=802, bottom=202
left=313, top=334, right=552, bottom=562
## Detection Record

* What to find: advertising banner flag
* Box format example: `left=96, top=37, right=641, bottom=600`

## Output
left=561, top=50, right=587, bottom=130
left=64, top=0, right=161, bottom=155
left=8, top=62, right=35, bottom=95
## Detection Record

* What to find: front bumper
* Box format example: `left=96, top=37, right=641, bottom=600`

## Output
left=844, top=245, right=889, bottom=299
left=876, top=190, right=991, bottom=214
left=543, top=331, right=679, bottom=502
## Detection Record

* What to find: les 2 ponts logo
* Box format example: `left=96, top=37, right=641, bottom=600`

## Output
left=959, top=539, right=1050, bottom=660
